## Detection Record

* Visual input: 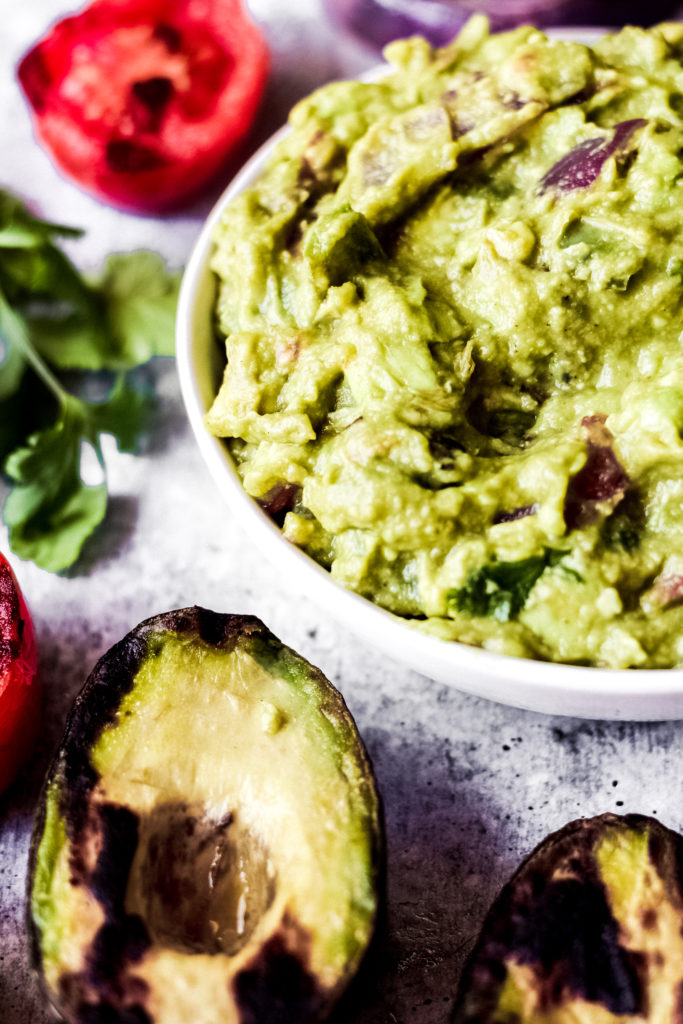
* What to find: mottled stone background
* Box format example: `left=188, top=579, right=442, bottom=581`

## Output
left=2, top=3, right=683, bottom=1022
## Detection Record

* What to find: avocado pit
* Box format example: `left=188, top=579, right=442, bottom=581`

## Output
left=126, top=802, right=276, bottom=957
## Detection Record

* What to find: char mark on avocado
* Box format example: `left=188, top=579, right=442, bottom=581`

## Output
left=90, top=805, right=142, bottom=917
left=193, top=607, right=245, bottom=647
left=507, top=866, right=645, bottom=1015
left=644, top=814, right=683, bottom=892
left=75, top=1001, right=151, bottom=1024
left=59, top=972, right=151, bottom=1024
left=59, top=803, right=152, bottom=1024
left=60, top=634, right=150, bottom=843
left=676, top=980, right=683, bottom=1024
left=84, top=918, right=151, bottom=1009
left=233, top=913, right=325, bottom=1024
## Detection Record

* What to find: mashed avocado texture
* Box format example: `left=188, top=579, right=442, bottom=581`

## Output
left=206, top=16, right=683, bottom=668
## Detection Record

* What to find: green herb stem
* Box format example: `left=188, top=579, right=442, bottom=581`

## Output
left=0, top=286, right=67, bottom=406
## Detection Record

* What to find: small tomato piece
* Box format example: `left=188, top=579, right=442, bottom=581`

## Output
left=0, top=553, right=39, bottom=795
left=17, top=0, right=269, bottom=211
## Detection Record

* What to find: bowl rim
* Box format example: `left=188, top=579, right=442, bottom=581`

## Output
left=176, top=28, right=683, bottom=720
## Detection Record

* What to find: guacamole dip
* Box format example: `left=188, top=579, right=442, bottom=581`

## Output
left=206, top=17, right=683, bottom=668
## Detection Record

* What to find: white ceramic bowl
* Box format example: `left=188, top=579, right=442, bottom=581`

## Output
left=177, top=36, right=683, bottom=720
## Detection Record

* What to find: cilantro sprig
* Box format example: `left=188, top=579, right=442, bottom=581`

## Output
left=0, top=190, right=180, bottom=572
left=448, top=548, right=582, bottom=623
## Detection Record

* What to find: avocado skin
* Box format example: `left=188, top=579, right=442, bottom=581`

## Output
left=452, top=812, right=683, bottom=1023
left=26, top=608, right=385, bottom=1024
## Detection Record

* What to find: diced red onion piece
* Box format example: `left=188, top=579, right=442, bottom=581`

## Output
left=258, top=482, right=301, bottom=520
left=493, top=504, right=538, bottom=525
left=539, top=119, right=647, bottom=194
left=564, top=415, right=629, bottom=529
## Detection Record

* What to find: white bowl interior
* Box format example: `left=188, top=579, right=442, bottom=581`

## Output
left=176, top=38, right=683, bottom=721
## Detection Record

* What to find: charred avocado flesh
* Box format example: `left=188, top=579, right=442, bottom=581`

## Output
left=454, top=812, right=683, bottom=1023
left=28, top=608, right=382, bottom=1024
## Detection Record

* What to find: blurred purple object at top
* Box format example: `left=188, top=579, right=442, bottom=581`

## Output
left=324, top=0, right=683, bottom=49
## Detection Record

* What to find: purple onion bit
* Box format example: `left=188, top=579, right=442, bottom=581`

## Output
left=564, top=415, right=629, bottom=530
left=258, top=482, right=301, bottom=524
left=539, top=119, right=647, bottom=194
left=646, top=559, right=683, bottom=610
left=493, top=504, right=538, bottom=525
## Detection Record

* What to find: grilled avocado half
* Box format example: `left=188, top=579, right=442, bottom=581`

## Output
left=27, top=608, right=383, bottom=1024
left=454, top=812, right=683, bottom=1023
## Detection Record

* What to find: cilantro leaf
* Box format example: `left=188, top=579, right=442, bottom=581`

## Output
left=3, top=243, right=92, bottom=302
left=89, top=373, right=154, bottom=454
left=0, top=189, right=83, bottom=248
left=91, top=251, right=181, bottom=364
left=0, top=324, right=26, bottom=402
left=2, top=367, right=149, bottom=570
left=23, top=251, right=180, bottom=371
left=0, top=193, right=108, bottom=371
left=6, top=252, right=108, bottom=374
left=0, top=189, right=180, bottom=372
left=20, top=311, right=107, bottom=372
left=448, top=548, right=580, bottom=623
left=0, top=190, right=180, bottom=572
left=0, top=382, right=37, bottom=464
left=600, top=490, right=643, bottom=554
left=0, top=294, right=58, bottom=460
left=4, top=398, right=107, bottom=573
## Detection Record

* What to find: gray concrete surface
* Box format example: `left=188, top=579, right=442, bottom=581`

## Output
left=3, top=3, right=683, bottom=1022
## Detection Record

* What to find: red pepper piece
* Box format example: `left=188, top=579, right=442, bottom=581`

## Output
left=17, top=0, right=269, bottom=211
left=0, top=554, right=40, bottom=796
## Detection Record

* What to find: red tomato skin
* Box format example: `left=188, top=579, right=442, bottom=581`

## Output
left=17, top=0, right=269, bottom=211
left=0, top=555, right=40, bottom=796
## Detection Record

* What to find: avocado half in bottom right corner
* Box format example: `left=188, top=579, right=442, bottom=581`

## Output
left=453, top=812, right=683, bottom=1023
left=27, top=608, right=383, bottom=1024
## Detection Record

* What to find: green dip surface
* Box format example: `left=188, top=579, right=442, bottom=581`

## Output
left=206, top=16, right=683, bottom=669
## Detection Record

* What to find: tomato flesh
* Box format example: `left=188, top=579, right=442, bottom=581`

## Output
left=18, top=0, right=269, bottom=211
left=0, top=554, right=39, bottom=796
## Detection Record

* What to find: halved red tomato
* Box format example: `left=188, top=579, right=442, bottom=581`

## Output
left=0, top=554, right=39, bottom=795
left=17, top=0, right=269, bottom=211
